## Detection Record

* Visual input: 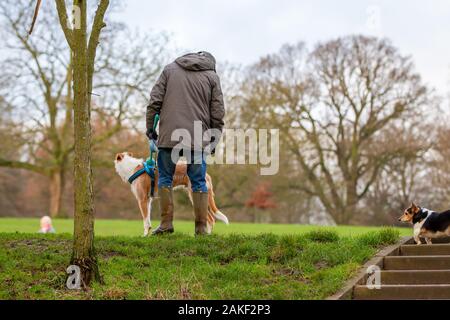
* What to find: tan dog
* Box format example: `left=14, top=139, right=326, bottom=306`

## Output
left=114, top=152, right=228, bottom=236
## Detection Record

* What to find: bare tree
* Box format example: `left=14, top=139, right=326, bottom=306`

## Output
left=429, top=124, right=450, bottom=206
left=361, top=120, right=433, bottom=225
left=54, top=0, right=110, bottom=286
left=240, top=36, right=429, bottom=224
left=0, top=0, right=170, bottom=217
left=0, top=0, right=74, bottom=216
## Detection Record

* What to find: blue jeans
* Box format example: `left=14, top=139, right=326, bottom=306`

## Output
left=158, top=148, right=208, bottom=193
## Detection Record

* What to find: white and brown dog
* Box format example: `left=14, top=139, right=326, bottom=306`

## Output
left=114, top=152, right=229, bottom=236
left=399, top=203, right=450, bottom=245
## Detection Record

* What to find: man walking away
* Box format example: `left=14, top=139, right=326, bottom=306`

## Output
left=146, top=51, right=225, bottom=236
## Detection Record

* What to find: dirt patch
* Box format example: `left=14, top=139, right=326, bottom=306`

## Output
left=314, top=261, right=329, bottom=270
left=99, top=250, right=126, bottom=260
left=6, top=239, right=70, bottom=253
left=272, top=267, right=310, bottom=283
left=179, top=285, right=193, bottom=299
left=102, top=287, right=129, bottom=300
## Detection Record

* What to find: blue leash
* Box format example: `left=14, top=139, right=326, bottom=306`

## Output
left=128, top=116, right=159, bottom=197
left=127, top=142, right=158, bottom=196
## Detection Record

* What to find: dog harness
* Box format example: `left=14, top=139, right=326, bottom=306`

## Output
left=128, top=115, right=159, bottom=197
left=128, top=160, right=157, bottom=197
left=127, top=124, right=159, bottom=197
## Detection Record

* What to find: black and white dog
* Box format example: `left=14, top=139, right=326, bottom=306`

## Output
left=399, top=203, right=450, bottom=245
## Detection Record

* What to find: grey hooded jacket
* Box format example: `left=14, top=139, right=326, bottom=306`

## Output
left=146, top=52, right=225, bottom=149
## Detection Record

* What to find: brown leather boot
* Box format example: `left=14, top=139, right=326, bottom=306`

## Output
left=193, top=192, right=209, bottom=236
left=152, top=187, right=174, bottom=235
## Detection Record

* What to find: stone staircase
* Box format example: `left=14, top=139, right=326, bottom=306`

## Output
left=354, top=239, right=450, bottom=300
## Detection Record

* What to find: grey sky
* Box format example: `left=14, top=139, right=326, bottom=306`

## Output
left=115, top=0, right=450, bottom=95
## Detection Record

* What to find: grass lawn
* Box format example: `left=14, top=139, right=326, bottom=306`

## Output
left=0, top=217, right=412, bottom=237
left=0, top=222, right=403, bottom=300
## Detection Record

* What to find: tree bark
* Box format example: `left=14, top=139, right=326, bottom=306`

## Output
left=55, top=0, right=110, bottom=288
left=70, top=0, right=100, bottom=287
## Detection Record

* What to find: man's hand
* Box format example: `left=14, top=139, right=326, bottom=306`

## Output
left=146, top=128, right=158, bottom=141
left=209, top=136, right=217, bottom=155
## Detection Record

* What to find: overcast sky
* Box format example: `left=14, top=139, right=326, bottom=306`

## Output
left=114, top=0, right=450, bottom=95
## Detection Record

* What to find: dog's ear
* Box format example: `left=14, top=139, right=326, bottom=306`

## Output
left=411, top=202, right=419, bottom=213
left=115, top=153, right=124, bottom=162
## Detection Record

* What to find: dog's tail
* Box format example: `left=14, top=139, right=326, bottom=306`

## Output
left=207, top=176, right=230, bottom=225
left=214, top=211, right=229, bottom=225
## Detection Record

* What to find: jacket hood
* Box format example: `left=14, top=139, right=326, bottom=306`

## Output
left=175, top=52, right=216, bottom=71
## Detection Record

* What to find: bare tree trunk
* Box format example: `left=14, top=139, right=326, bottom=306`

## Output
left=70, top=0, right=100, bottom=286
left=329, top=206, right=344, bottom=225
left=344, top=180, right=358, bottom=224
left=49, top=169, right=64, bottom=218
left=55, top=0, right=110, bottom=288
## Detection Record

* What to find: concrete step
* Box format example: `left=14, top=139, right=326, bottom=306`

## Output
left=384, top=256, right=450, bottom=270
left=400, top=244, right=450, bottom=256
left=354, top=284, right=450, bottom=300
left=380, top=270, right=450, bottom=284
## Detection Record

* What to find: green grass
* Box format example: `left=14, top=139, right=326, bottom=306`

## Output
left=0, top=225, right=403, bottom=300
left=0, top=217, right=412, bottom=237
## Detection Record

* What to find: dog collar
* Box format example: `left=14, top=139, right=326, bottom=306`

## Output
left=412, top=207, right=429, bottom=225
